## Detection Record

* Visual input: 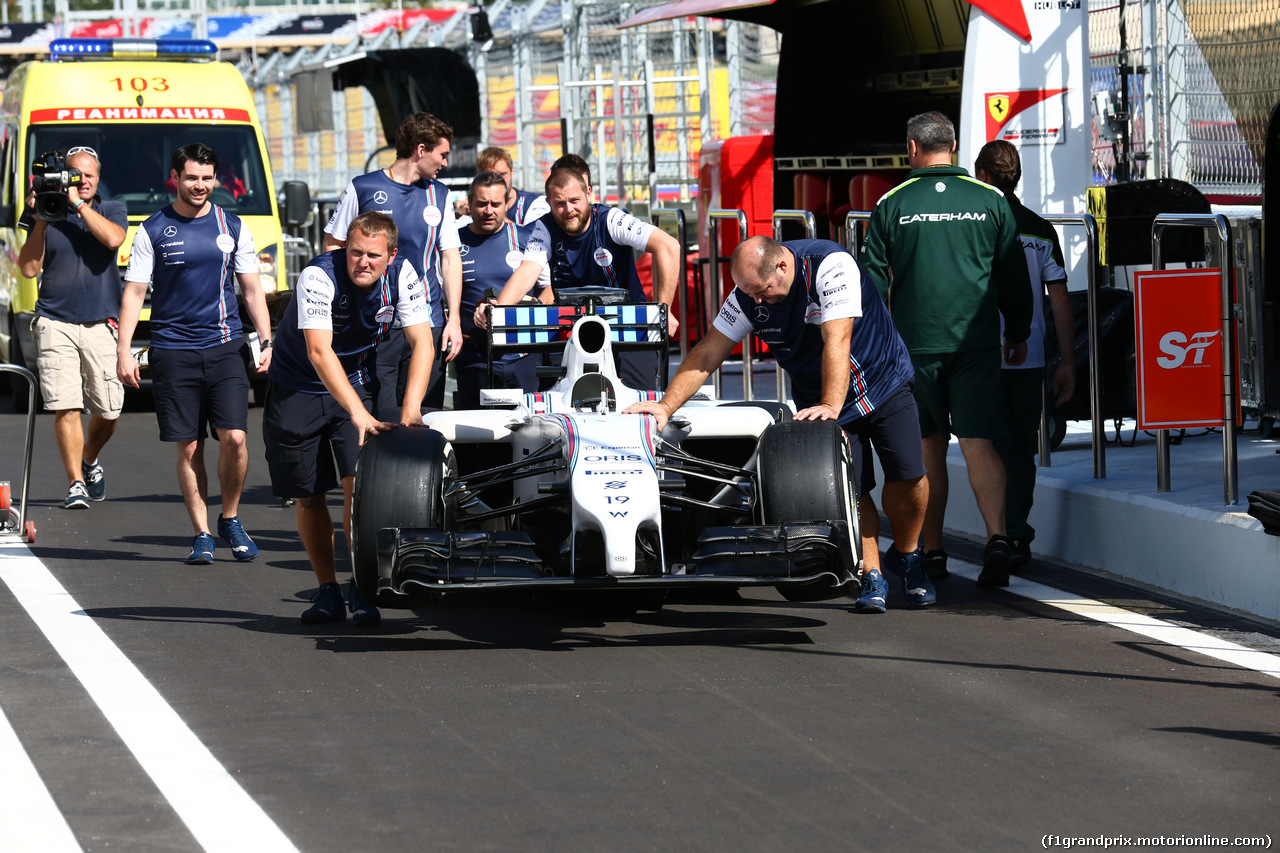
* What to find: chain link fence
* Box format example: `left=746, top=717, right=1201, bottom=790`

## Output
left=1089, top=0, right=1274, bottom=197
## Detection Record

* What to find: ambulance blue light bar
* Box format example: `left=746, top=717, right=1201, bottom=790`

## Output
left=49, top=39, right=219, bottom=61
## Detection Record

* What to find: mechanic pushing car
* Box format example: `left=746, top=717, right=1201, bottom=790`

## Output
left=263, top=211, right=434, bottom=627
left=474, top=162, right=681, bottom=391
left=625, top=235, right=932, bottom=613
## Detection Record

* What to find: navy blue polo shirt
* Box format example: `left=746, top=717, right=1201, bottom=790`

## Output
left=33, top=197, right=128, bottom=323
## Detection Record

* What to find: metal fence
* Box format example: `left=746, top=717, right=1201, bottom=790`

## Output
left=1089, top=0, right=1275, bottom=197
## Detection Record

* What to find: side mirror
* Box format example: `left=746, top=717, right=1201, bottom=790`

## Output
left=281, top=181, right=311, bottom=228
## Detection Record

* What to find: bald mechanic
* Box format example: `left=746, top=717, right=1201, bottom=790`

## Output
left=861, top=111, right=1033, bottom=589
left=626, top=236, right=932, bottom=612
left=474, top=165, right=680, bottom=391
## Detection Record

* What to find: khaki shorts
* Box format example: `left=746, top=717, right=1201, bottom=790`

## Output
left=34, top=316, right=124, bottom=418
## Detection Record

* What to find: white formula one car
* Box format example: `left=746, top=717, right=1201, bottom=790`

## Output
left=349, top=294, right=861, bottom=610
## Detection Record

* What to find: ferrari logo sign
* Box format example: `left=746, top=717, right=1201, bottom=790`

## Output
left=983, top=88, right=1068, bottom=144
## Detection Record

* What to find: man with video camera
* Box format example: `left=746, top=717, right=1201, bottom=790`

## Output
left=17, top=146, right=127, bottom=510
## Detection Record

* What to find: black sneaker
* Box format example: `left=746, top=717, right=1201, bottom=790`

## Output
left=977, top=536, right=1013, bottom=588
left=81, top=460, right=106, bottom=501
left=1009, top=536, right=1033, bottom=572
left=922, top=549, right=949, bottom=580
left=301, top=582, right=347, bottom=624
left=64, top=481, right=90, bottom=510
left=346, top=580, right=382, bottom=627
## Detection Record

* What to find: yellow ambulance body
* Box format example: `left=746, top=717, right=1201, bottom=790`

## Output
left=0, top=38, right=287, bottom=385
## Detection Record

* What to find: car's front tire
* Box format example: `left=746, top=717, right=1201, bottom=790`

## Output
left=756, top=419, right=860, bottom=601
left=350, top=427, right=454, bottom=604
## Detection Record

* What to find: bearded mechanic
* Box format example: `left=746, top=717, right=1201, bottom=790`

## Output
left=626, top=236, right=932, bottom=613
left=474, top=165, right=681, bottom=391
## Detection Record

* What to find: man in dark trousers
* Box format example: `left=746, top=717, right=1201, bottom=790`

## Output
left=975, top=139, right=1076, bottom=570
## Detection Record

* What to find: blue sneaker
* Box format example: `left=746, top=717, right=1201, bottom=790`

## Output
left=217, top=515, right=258, bottom=562
left=301, top=582, right=347, bottom=624
left=186, top=532, right=215, bottom=565
left=884, top=546, right=936, bottom=608
left=81, top=460, right=106, bottom=501
left=346, top=580, right=382, bottom=627
left=853, top=570, right=889, bottom=613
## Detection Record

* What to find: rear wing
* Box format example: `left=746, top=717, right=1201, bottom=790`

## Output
left=486, top=301, right=669, bottom=390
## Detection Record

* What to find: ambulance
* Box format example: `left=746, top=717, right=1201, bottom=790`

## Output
left=0, top=38, right=288, bottom=404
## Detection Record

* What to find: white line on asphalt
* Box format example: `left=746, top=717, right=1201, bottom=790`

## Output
left=0, top=544, right=299, bottom=852
left=0, top=702, right=83, bottom=852
left=945, top=557, right=1280, bottom=680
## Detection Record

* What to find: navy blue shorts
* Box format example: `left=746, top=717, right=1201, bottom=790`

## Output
left=149, top=339, right=250, bottom=442
left=262, top=382, right=370, bottom=498
left=842, top=382, right=926, bottom=494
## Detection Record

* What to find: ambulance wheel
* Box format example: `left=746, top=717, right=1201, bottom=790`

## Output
left=757, top=420, right=860, bottom=602
left=350, top=428, right=455, bottom=605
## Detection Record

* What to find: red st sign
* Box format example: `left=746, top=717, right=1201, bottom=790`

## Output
left=1134, top=268, right=1237, bottom=430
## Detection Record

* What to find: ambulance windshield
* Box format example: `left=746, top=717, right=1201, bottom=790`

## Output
left=27, top=124, right=273, bottom=217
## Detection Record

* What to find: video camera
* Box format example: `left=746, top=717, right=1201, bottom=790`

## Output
left=30, top=150, right=83, bottom=222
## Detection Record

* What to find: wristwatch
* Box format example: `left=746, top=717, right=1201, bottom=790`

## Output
left=260, top=340, right=272, bottom=349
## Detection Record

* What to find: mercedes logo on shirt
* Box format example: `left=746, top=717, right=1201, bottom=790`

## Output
left=163, top=226, right=178, bottom=237
left=753, top=305, right=771, bottom=324
left=373, top=191, right=389, bottom=205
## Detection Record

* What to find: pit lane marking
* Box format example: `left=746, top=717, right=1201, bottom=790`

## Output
left=0, top=544, right=299, bottom=852
left=0, top=701, right=82, bottom=851
left=942, top=555, right=1280, bottom=680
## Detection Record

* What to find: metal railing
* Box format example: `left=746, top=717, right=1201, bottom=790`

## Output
left=0, top=364, right=36, bottom=544
left=1151, top=213, right=1238, bottom=505
left=706, top=208, right=748, bottom=399
left=650, top=207, right=689, bottom=360
left=764, top=209, right=817, bottom=402
left=1041, top=213, right=1104, bottom=478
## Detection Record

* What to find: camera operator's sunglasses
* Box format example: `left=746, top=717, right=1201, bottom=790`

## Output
left=66, top=146, right=98, bottom=158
